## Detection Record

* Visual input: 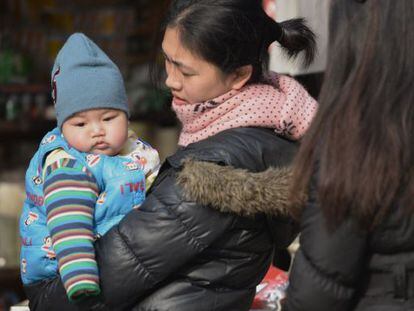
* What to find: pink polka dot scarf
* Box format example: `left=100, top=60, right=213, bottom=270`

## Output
left=172, top=72, right=318, bottom=146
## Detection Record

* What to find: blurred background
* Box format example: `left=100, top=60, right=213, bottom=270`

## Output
left=0, top=0, right=328, bottom=309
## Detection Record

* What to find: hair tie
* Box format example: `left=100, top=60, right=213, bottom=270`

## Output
left=264, top=12, right=283, bottom=44
left=273, top=22, right=284, bottom=43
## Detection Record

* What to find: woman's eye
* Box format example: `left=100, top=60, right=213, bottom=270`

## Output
left=182, top=72, right=194, bottom=77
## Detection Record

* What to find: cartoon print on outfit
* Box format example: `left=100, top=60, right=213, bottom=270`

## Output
left=41, top=236, right=56, bottom=259
left=24, top=212, right=39, bottom=226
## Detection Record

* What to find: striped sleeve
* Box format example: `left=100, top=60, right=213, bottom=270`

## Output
left=43, top=156, right=100, bottom=301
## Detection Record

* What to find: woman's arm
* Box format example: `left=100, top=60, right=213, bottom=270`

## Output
left=95, top=164, right=234, bottom=310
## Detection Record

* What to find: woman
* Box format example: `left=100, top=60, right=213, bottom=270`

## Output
left=283, top=1, right=414, bottom=310
left=25, top=1, right=317, bottom=310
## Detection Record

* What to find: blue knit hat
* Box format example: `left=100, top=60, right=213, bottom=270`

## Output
left=52, top=33, right=129, bottom=128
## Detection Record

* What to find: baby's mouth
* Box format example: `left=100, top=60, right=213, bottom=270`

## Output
left=94, top=142, right=109, bottom=149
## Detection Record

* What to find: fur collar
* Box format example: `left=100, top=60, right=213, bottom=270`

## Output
left=177, top=160, right=299, bottom=217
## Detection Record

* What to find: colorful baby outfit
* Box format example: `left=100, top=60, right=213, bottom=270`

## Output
left=20, top=127, right=159, bottom=299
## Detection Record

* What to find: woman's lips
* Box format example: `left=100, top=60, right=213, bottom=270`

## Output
left=173, top=96, right=188, bottom=105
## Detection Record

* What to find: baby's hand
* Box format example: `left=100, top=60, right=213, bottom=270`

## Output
left=74, top=291, right=108, bottom=311
left=72, top=289, right=99, bottom=299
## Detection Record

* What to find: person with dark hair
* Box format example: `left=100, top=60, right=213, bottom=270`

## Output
left=27, top=1, right=317, bottom=310
left=282, top=1, right=414, bottom=310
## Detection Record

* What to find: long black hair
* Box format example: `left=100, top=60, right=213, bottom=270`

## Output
left=159, top=0, right=316, bottom=83
left=291, top=0, right=414, bottom=228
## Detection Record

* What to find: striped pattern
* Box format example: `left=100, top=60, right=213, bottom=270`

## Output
left=44, top=157, right=100, bottom=301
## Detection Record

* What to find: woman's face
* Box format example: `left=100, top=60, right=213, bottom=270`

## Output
left=162, top=27, right=237, bottom=105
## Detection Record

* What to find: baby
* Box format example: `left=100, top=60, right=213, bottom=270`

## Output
left=19, top=33, right=160, bottom=304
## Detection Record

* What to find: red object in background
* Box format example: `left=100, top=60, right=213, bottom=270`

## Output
left=251, top=266, right=289, bottom=311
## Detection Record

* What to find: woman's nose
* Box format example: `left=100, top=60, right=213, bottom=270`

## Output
left=165, top=66, right=182, bottom=91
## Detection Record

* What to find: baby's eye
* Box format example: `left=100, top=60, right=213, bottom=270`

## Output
left=74, top=122, right=85, bottom=127
left=103, top=115, right=116, bottom=121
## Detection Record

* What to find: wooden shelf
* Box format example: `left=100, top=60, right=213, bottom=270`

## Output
left=0, top=120, right=55, bottom=141
left=0, top=84, right=49, bottom=94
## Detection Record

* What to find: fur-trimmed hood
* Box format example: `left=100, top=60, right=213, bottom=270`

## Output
left=177, top=159, right=299, bottom=218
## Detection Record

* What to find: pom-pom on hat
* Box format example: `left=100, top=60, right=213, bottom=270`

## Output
left=51, top=33, right=129, bottom=128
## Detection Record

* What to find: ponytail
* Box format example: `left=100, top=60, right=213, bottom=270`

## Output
left=266, top=15, right=316, bottom=67
left=162, top=0, right=317, bottom=84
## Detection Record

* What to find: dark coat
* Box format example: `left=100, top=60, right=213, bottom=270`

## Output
left=25, top=127, right=299, bottom=311
left=283, top=178, right=414, bottom=311
left=96, top=127, right=297, bottom=311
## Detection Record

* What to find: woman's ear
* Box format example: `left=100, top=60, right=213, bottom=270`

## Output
left=230, top=65, right=253, bottom=90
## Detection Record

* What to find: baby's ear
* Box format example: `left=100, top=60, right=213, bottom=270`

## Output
left=230, top=65, right=253, bottom=90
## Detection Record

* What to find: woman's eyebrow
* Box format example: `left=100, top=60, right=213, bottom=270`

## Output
left=162, top=49, right=195, bottom=72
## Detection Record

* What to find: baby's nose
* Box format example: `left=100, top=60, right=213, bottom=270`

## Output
left=91, top=123, right=105, bottom=136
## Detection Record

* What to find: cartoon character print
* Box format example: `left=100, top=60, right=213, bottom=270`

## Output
left=130, top=152, right=148, bottom=170
left=86, top=154, right=101, bottom=167
left=97, top=192, right=107, bottom=205
left=41, top=134, right=56, bottom=145
left=123, top=161, right=139, bottom=171
left=21, top=258, right=27, bottom=274
left=24, top=212, right=39, bottom=226
left=32, top=175, right=43, bottom=186
left=41, top=236, right=56, bottom=260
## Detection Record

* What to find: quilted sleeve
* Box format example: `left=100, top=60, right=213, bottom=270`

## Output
left=95, top=165, right=233, bottom=310
left=284, top=192, right=368, bottom=311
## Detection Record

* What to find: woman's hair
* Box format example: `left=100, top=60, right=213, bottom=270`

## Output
left=291, top=0, right=414, bottom=228
left=161, top=0, right=316, bottom=83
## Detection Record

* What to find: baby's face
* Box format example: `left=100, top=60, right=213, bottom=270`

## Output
left=62, top=108, right=128, bottom=156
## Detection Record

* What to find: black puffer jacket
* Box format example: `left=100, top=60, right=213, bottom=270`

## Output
left=284, top=177, right=414, bottom=311
left=93, top=127, right=298, bottom=311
